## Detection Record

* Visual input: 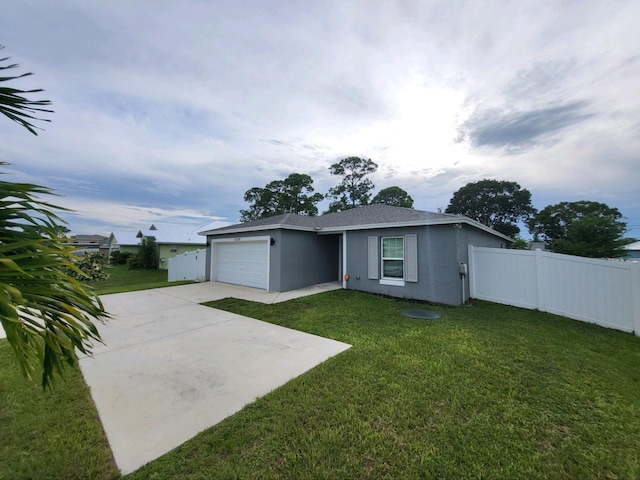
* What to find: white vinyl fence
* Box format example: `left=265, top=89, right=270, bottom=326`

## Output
left=168, top=249, right=206, bottom=282
left=468, top=245, right=640, bottom=336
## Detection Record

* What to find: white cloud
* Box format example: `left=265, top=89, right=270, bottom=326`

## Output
left=0, top=0, right=638, bottom=237
left=55, top=196, right=228, bottom=234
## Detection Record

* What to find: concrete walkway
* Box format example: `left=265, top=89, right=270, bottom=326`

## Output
left=79, top=282, right=350, bottom=474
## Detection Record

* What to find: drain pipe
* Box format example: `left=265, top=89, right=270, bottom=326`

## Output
left=342, top=232, right=348, bottom=289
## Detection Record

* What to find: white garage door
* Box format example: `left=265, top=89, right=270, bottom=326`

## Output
left=213, top=239, right=269, bottom=290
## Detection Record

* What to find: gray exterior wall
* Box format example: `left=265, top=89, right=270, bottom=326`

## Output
left=206, top=223, right=507, bottom=301
left=343, top=224, right=508, bottom=305
left=278, top=230, right=339, bottom=291
left=206, top=229, right=339, bottom=292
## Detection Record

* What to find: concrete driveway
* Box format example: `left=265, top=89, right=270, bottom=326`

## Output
left=79, top=282, right=350, bottom=474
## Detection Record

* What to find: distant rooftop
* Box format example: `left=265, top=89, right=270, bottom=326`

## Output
left=142, top=224, right=206, bottom=245
left=624, top=240, right=640, bottom=251
left=68, top=234, right=109, bottom=246
left=110, top=223, right=208, bottom=246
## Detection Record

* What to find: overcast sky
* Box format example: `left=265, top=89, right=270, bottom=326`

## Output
left=2, top=1, right=639, bottom=238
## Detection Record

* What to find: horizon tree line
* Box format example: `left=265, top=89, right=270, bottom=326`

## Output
left=240, top=161, right=630, bottom=259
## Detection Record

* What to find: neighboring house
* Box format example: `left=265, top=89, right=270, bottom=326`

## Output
left=109, top=224, right=207, bottom=269
left=67, top=234, right=110, bottom=256
left=624, top=240, right=640, bottom=260
left=108, top=231, right=144, bottom=256
left=145, top=224, right=207, bottom=269
left=200, top=204, right=512, bottom=305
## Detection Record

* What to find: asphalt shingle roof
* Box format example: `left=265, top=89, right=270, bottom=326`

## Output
left=201, top=205, right=471, bottom=235
left=315, top=204, right=460, bottom=228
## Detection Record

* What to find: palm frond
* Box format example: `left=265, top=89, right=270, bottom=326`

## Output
left=0, top=164, right=108, bottom=388
left=0, top=46, right=53, bottom=135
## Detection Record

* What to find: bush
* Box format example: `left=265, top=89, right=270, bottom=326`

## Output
left=110, top=250, right=134, bottom=265
left=66, top=252, right=109, bottom=281
left=511, top=238, right=529, bottom=250
left=127, top=237, right=158, bottom=269
left=125, top=255, right=141, bottom=269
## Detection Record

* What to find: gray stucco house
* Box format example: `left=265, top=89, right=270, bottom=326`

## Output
left=200, top=204, right=512, bottom=305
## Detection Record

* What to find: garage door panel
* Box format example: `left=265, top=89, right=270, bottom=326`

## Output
left=214, top=241, right=268, bottom=290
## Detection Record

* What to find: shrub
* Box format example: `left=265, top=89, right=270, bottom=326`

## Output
left=511, top=238, right=529, bottom=250
left=125, top=255, right=141, bottom=269
left=66, top=252, right=109, bottom=281
left=110, top=250, right=134, bottom=265
left=127, top=237, right=158, bottom=269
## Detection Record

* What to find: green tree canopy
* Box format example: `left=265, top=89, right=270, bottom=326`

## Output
left=371, top=186, right=414, bottom=208
left=240, top=173, right=324, bottom=222
left=127, top=237, right=159, bottom=269
left=0, top=48, right=107, bottom=388
left=445, top=179, right=536, bottom=237
left=325, top=156, right=378, bottom=213
left=528, top=201, right=627, bottom=258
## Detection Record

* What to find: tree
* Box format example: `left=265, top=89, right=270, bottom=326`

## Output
left=371, top=186, right=414, bottom=208
left=325, top=156, right=378, bottom=213
left=0, top=48, right=106, bottom=388
left=240, top=173, right=323, bottom=222
left=528, top=201, right=627, bottom=258
left=445, top=179, right=536, bottom=237
left=127, top=237, right=159, bottom=269
left=510, top=237, right=530, bottom=250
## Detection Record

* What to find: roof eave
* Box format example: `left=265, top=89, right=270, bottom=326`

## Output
left=200, top=214, right=512, bottom=242
left=318, top=219, right=428, bottom=233
left=458, top=218, right=514, bottom=242
left=320, top=218, right=512, bottom=242
left=154, top=241, right=206, bottom=245
left=202, top=223, right=317, bottom=236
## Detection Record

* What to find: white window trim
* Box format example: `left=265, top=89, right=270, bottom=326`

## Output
left=380, top=236, right=405, bottom=287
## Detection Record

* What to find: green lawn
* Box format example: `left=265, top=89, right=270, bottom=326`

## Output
left=2, top=290, right=639, bottom=479
left=0, top=343, right=119, bottom=480
left=89, top=265, right=192, bottom=295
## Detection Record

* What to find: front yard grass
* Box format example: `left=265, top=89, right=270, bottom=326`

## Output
left=1, top=290, right=639, bottom=479
left=133, top=291, right=640, bottom=479
left=0, top=343, right=119, bottom=480
left=89, top=265, right=192, bottom=295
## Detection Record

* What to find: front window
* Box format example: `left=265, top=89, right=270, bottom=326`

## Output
left=382, top=237, right=404, bottom=279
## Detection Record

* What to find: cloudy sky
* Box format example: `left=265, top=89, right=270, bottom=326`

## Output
left=2, top=0, right=639, bottom=238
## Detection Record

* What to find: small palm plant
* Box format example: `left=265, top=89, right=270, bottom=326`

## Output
left=0, top=47, right=107, bottom=388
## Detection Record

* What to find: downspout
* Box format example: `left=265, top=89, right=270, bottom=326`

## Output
left=342, top=231, right=348, bottom=289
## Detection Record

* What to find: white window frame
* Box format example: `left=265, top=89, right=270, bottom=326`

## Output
left=380, top=236, right=405, bottom=286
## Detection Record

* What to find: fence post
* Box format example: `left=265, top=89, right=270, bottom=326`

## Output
left=535, top=249, right=546, bottom=312
left=632, top=262, right=640, bottom=337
